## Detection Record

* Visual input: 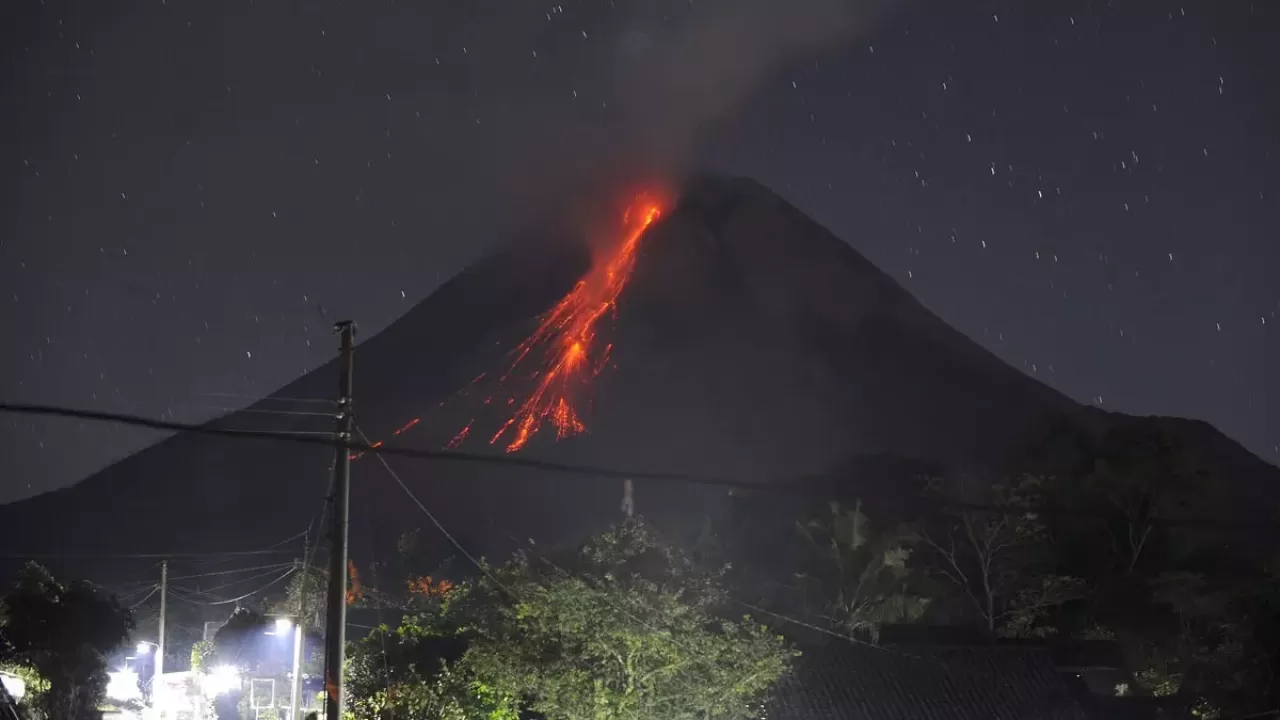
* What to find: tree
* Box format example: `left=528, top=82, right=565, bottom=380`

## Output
left=473, top=520, right=796, bottom=720
left=0, top=562, right=134, bottom=719
left=347, top=519, right=797, bottom=720
left=1122, top=568, right=1277, bottom=719
left=212, top=608, right=268, bottom=671
left=1079, top=429, right=1205, bottom=578
left=794, top=501, right=927, bottom=641
left=269, top=561, right=371, bottom=633
left=346, top=581, right=511, bottom=720
left=272, top=566, right=326, bottom=631
left=919, top=474, right=1085, bottom=637
left=190, top=639, right=214, bottom=674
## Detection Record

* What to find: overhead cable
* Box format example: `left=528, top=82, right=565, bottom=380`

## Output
left=355, top=425, right=510, bottom=597
left=127, top=585, right=161, bottom=609
left=164, top=562, right=297, bottom=583
left=0, top=549, right=296, bottom=560
left=198, top=392, right=334, bottom=406
left=0, top=401, right=712, bottom=485
left=167, top=567, right=296, bottom=606
left=1, top=402, right=1274, bottom=529
left=171, top=564, right=300, bottom=595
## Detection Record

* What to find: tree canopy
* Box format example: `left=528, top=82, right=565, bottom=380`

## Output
left=347, top=519, right=797, bottom=720
left=331, top=422, right=1280, bottom=719
left=0, top=562, right=134, bottom=719
left=793, top=500, right=928, bottom=641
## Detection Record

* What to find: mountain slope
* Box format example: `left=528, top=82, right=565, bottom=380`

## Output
left=1, top=175, right=1272, bottom=566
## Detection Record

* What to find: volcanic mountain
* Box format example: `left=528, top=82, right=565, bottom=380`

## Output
left=2, top=176, right=1275, bottom=565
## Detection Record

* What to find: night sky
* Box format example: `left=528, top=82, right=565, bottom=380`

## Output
left=2, top=0, right=1276, bottom=503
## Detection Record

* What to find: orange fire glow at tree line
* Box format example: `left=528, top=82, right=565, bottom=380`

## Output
left=483, top=194, right=664, bottom=452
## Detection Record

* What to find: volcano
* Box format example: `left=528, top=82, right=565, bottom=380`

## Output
left=2, top=176, right=1275, bottom=567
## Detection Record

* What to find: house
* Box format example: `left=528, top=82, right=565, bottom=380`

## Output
left=1050, top=642, right=1192, bottom=720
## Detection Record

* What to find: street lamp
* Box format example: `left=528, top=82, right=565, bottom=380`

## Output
left=136, top=640, right=158, bottom=655
left=267, top=616, right=303, bottom=719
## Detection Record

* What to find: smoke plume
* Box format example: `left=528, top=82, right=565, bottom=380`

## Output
left=498, top=0, right=886, bottom=235
left=615, top=0, right=882, bottom=177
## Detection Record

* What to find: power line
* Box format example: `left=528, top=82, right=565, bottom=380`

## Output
left=4, top=530, right=307, bottom=564
left=0, top=549, right=296, bottom=560
left=116, top=583, right=160, bottom=604
left=168, top=567, right=297, bottom=606
left=167, top=554, right=285, bottom=569
left=172, top=564, right=298, bottom=596
left=128, top=585, right=162, bottom=609
left=0, top=401, right=728, bottom=483
left=198, top=392, right=334, bottom=406
left=302, top=497, right=330, bottom=589
left=0, top=401, right=912, bottom=501
left=165, top=562, right=297, bottom=583
left=264, top=528, right=311, bottom=550
left=102, top=577, right=162, bottom=593
left=168, top=586, right=224, bottom=601
left=729, top=598, right=939, bottom=664
left=218, top=429, right=337, bottom=436
left=1, top=402, right=1275, bottom=529
left=190, top=406, right=336, bottom=418
left=355, top=425, right=509, bottom=597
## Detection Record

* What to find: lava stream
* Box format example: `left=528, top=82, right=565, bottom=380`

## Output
left=351, top=192, right=664, bottom=460
left=485, top=194, right=663, bottom=452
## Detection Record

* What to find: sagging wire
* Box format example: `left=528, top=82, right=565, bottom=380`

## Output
left=354, top=425, right=511, bottom=598
left=168, top=567, right=296, bottom=606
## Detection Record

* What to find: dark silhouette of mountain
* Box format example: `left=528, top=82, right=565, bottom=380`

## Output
left=1, top=175, right=1274, bottom=573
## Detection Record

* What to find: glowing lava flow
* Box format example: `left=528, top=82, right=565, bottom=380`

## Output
left=350, top=192, right=664, bottom=460
left=484, top=194, right=663, bottom=452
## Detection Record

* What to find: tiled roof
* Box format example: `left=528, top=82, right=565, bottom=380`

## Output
left=766, top=640, right=1092, bottom=720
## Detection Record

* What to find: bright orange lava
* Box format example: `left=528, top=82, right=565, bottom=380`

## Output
left=351, top=191, right=664, bottom=460
left=484, top=194, right=664, bottom=452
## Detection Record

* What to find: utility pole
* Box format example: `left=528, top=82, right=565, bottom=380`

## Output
left=322, top=320, right=355, bottom=720
left=290, top=532, right=309, bottom=720
left=156, top=560, right=168, bottom=677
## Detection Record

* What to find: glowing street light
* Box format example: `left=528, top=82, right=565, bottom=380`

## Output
left=106, top=669, right=142, bottom=702
left=205, top=665, right=241, bottom=697
left=136, top=641, right=157, bottom=655
left=265, top=615, right=303, bottom=719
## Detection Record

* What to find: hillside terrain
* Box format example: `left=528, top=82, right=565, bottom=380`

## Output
left=1, top=176, right=1273, bottom=571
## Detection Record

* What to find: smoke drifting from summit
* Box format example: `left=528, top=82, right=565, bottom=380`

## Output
left=614, top=0, right=882, bottom=177
left=497, top=0, right=885, bottom=236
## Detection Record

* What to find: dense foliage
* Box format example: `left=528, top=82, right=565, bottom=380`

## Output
left=677, top=422, right=1280, bottom=719
left=0, top=563, right=134, bottom=719
left=917, top=472, right=1088, bottom=637
left=792, top=501, right=928, bottom=641
left=347, top=520, right=797, bottom=720
left=333, top=423, right=1280, bottom=720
